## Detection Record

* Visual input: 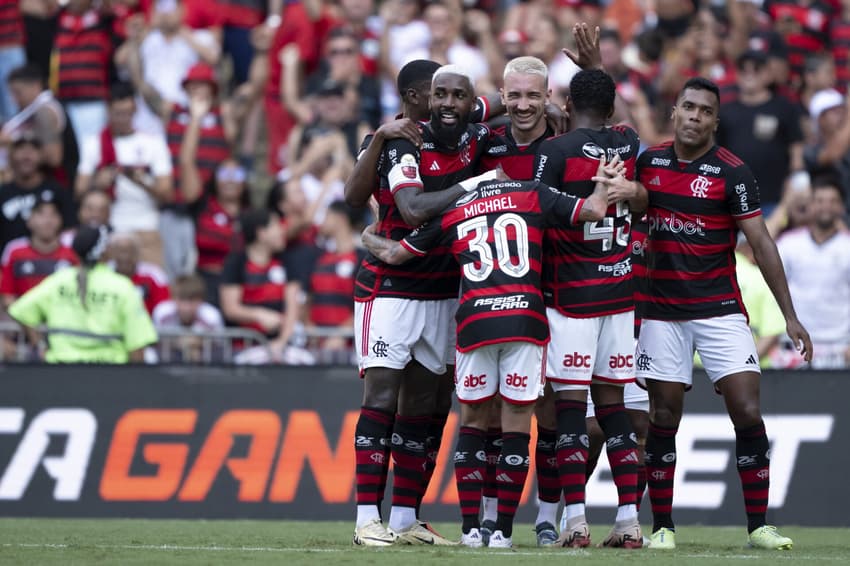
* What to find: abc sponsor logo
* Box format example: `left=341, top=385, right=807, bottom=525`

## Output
left=505, top=373, right=528, bottom=388
left=608, top=354, right=634, bottom=369
left=563, top=352, right=591, bottom=368
left=462, top=374, right=487, bottom=388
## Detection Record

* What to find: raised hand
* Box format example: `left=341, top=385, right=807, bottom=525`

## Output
left=562, top=23, right=602, bottom=71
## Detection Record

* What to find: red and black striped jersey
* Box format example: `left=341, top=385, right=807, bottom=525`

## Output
left=533, top=124, right=640, bottom=318
left=52, top=9, right=113, bottom=102
left=130, top=263, right=171, bottom=315
left=166, top=104, right=230, bottom=202
left=309, top=249, right=363, bottom=327
left=630, top=217, right=649, bottom=338
left=478, top=125, right=554, bottom=180
left=402, top=180, right=583, bottom=352
left=194, top=197, right=242, bottom=273
left=0, top=0, right=23, bottom=47
left=636, top=142, right=761, bottom=321
left=0, top=241, right=77, bottom=298
left=831, top=19, right=850, bottom=92
left=221, top=250, right=287, bottom=334
left=354, top=122, right=490, bottom=302
left=683, top=62, right=738, bottom=105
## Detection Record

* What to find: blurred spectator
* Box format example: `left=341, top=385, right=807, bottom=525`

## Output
left=378, top=0, right=429, bottom=116
left=152, top=273, right=226, bottom=362
left=264, top=3, right=316, bottom=172
left=307, top=200, right=362, bottom=355
left=1, top=196, right=77, bottom=308
left=108, top=231, right=171, bottom=315
left=304, top=27, right=381, bottom=129
left=803, top=88, right=850, bottom=207
left=115, top=0, right=220, bottom=136
left=219, top=0, right=269, bottom=86
left=333, top=0, right=380, bottom=76
left=776, top=178, right=850, bottom=369
left=735, top=237, right=786, bottom=367
left=60, top=189, right=112, bottom=247
left=189, top=158, right=250, bottom=306
left=7, top=224, right=158, bottom=364
left=19, top=1, right=58, bottom=85
left=76, top=82, right=173, bottom=267
left=266, top=178, right=322, bottom=291
left=2, top=64, right=79, bottom=189
left=0, top=136, right=74, bottom=253
left=402, top=2, right=491, bottom=90
left=801, top=53, right=836, bottom=119
left=525, top=17, right=578, bottom=103
left=0, top=0, right=26, bottom=122
left=765, top=178, right=814, bottom=239
left=717, top=50, right=804, bottom=211
left=768, top=0, right=832, bottom=95
left=220, top=208, right=301, bottom=358
left=51, top=0, right=117, bottom=149
left=831, top=0, right=850, bottom=93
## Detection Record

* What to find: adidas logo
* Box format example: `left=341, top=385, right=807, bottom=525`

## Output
left=430, top=161, right=441, bottom=171
left=745, top=354, right=758, bottom=366
left=382, top=279, right=392, bottom=287
left=562, top=452, right=586, bottom=463
left=495, top=472, right=514, bottom=483
left=462, top=470, right=484, bottom=482
left=649, top=176, right=661, bottom=186
left=620, top=451, right=640, bottom=464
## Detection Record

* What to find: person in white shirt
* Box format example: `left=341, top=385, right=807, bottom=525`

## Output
left=152, top=273, right=225, bottom=362
left=777, top=177, right=850, bottom=368
left=75, top=83, right=173, bottom=268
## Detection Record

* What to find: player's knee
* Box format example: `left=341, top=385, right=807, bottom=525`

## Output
left=729, top=401, right=762, bottom=429
left=649, top=405, right=681, bottom=429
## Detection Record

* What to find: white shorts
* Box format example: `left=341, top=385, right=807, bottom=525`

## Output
left=455, top=342, right=545, bottom=405
left=546, top=309, right=636, bottom=392
left=635, top=314, right=760, bottom=386
left=354, top=297, right=458, bottom=375
left=586, top=382, right=650, bottom=418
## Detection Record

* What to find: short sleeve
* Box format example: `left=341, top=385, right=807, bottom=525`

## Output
left=533, top=139, right=563, bottom=188
left=536, top=181, right=583, bottom=227
left=220, top=252, right=246, bottom=286
left=7, top=275, right=52, bottom=327
left=726, top=164, right=761, bottom=219
left=384, top=138, right=422, bottom=195
left=356, top=134, right=374, bottom=161
left=470, top=96, right=490, bottom=123
left=401, top=220, right=444, bottom=257
left=149, top=134, right=174, bottom=177
left=121, top=285, right=158, bottom=352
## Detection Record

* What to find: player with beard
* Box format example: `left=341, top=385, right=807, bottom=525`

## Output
left=350, top=64, right=492, bottom=546
left=626, top=77, right=812, bottom=550
left=533, top=65, right=645, bottom=548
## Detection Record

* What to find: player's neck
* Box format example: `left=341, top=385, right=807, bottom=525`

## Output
left=569, top=114, right=605, bottom=131
left=334, top=231, right=355, bottom=254
left=810, top=222, right=839, bottom=244
left=246, top=243, right=272, bottom=266
left=511, top=121, right=546, bottom=145
left=673, top=139, right=713, bottom=162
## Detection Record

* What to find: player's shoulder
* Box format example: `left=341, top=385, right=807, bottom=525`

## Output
left=469, top=122, right=490, bottom=142
left=136, top=261, right=169, bottom=286
left=610, top=123, right=639, bottom=140
left=713, top=145, right=746, bottom=169
left=637, top=141, right=673, bottom=166
left=383, top=137, right=420, bottom=165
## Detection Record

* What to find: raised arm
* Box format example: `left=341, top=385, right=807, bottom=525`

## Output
left=394, top=169, right=502, bottom=227
left=737, top=215, right=813, bottom=362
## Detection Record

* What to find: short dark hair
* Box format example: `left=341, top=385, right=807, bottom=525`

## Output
left=811, top=175, right=846, bottom=201
left=599, top=28, right=621, bottom=45
left=173, top=274, right=206, bottom=301
left=240, top=209, right=273, bottom=245
left=736, top=50, right=767, bottom=70
left=326, top=199, right=360, bottom=227
left=7, top=64, right=43, bottom=85
left=569, top=69, right=616, bottom=118
left=397, top=59, right=441, bottom=96
left=327, top=26, right=358, bottom=43
left=678, top=77, right=720, bottom=106
left=109, top=81, right=136, bottom=103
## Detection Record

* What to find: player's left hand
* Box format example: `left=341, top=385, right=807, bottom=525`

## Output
left=786, top=318, right=813, bottom=363
left=544, top=102, right=568, bottom=135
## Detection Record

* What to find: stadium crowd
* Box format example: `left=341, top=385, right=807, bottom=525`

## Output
left=0, top=0, right=847, bottom=367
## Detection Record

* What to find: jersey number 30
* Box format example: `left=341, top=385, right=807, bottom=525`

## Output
left=457, top=213, right=530, bottom=282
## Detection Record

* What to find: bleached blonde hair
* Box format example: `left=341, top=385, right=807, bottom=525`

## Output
left=503, top=56, right=548, bottom=86
left=432, top=64, right=475, bottom=88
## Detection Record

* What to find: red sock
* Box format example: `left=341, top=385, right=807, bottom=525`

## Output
left=482, top=427, right=501, bottom=500
left=736, top=421, right=770, bottom=533
left=555, top=399, right=588, bottom=507
left=646, top=422, right=677, bottom=532
left=354, top=407, right=393, bottom=506
left=390, top=415, right=429, bottom=509
left=596, top=403, right=639, bottom=507
left=535, top=426, right=560, bottom=504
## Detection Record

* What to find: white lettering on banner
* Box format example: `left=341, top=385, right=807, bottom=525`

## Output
left=586, top=415, right=833, bottom=507
left=0, top=408, right=97, bottom=501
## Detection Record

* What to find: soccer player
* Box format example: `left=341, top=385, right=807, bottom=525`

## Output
left=533, top=67, right=645, bottom=548
left=349, top=64, right=492, bottom=546
left=361, top=171, right=610, bottom=548
left=630, top=77, right=813, bottom=550
left=475, top=55, right=563, bottom=546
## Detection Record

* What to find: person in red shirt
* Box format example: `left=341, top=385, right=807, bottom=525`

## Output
left=1, top=197, right=77, bottom=308
left=108, top=231, right=171, bottom=315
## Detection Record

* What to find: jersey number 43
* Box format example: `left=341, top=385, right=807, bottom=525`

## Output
left=584, top=201, right=631, bottom=251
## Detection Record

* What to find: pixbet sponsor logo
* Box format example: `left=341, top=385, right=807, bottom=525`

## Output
left=563, top=352, right=592, bottom=368
left=648, top=212, right=706, bottom=236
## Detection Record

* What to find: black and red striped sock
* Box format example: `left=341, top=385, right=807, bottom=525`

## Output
left=454, top=426, right=486, bottom=534
left=483, top=427, right=501, bottom=501
left=645, top=421, right=677, bottom=532
left=354, top=407, right=393, bottom=508
left=555, top=399, right=588, bottom=509
left=596, top=403, right=639, bottom=508
left=636, top=459, right=647, bottom=512
left=417, top=412, right=449, bottom=516
left=390, top=415, right=429, bottom=510
left=735, top=421, right=770, bottom=533
left=535, top=426, right=560, bottom=504
left=496, top=432, right=530, bottom=538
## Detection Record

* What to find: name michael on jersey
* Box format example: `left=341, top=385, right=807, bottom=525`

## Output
left=464, top=195, right=518, bottom=218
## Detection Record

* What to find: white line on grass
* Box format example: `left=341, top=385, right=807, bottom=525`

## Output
left=1, top=542, right=843, bottom=560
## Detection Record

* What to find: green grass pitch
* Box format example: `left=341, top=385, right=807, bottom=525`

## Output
left=0, top=519, right=847, bottom=565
